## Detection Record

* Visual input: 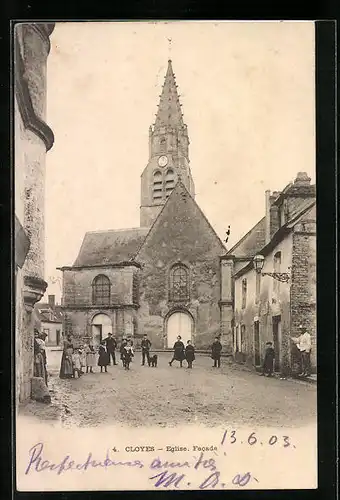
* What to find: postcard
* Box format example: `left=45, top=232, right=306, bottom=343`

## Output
left=15, top=20, right=317, bottom=491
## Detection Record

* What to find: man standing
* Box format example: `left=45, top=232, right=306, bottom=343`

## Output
left=291, top=325, right=312, bottom=376
left=211, top=336, right=222, bottom=368
left=141, top=334, right=151, bottom=366
left=104, top=332, right=117, bottom=366
left=260, top=341, right=275, bottom=377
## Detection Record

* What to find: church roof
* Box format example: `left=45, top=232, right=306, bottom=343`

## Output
left=154, top=60, right=185, bottom=129
left=73, top=227, right=149, bottom=267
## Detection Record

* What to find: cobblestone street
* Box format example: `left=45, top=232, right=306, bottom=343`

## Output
left=20, top=349, right=317, bottom=429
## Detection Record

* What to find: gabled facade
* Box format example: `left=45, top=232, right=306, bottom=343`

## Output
left=60, top=60, right=233, bottom=352
left=223, top=172, right=316, bottom=376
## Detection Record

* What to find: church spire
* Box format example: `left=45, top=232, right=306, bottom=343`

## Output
left=154, top=60, right=185, bottom=129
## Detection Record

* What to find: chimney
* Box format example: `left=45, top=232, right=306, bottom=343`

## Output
left=265, top=190, right=271, bottom=244
left=48, top=294, right=55, bottom=308
left=294, top=172, right=311, bottom=186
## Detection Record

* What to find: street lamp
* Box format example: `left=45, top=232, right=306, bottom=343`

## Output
left=253, top=254, right=291, bottom=283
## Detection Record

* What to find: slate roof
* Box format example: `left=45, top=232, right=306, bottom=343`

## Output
left=233, top=199, right=316, bottom=278
left=227, top=217, right=266, bottom=258
left=35, top=303, right=63, bottom=324
left=73, top=227, right=150, bottom=267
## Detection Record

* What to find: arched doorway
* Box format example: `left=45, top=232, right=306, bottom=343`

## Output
left=91, top=313, right=112, bottom=347
left=166, top=311, right=193, bottom=348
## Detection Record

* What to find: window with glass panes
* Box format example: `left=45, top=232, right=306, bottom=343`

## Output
left=92, top=275, right=111, bottom=305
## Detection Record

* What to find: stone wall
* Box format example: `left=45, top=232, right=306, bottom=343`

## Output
left=62, top=266, right=137, bottom=306
left=290, top=212, right=317, bottom=372
left=61, top=265, right=139, bottom=344
left=234, top=233, right=292, bottom=375
left=15, top=23, right=54, bottom=404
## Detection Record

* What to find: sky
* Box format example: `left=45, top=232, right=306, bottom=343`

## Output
left=44, top=21, right=315, bottom=302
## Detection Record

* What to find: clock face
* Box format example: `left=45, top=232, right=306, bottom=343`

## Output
left=158, top=155, right=168, bottom=167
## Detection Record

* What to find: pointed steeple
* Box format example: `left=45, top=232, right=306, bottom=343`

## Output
left=154, top=60, right=185, bottom=129
left=140, top=59, right=194, bottom=228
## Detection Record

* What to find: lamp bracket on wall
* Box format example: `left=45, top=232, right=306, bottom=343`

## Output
left=261, top=272, right=290, bottom=283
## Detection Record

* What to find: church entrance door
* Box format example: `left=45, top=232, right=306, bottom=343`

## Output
left=91, top=313, right=112, bottom=347
left=166, top=311, right=193, bottom=348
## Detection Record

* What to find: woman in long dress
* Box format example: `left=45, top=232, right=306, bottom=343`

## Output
left=98, top=341, right=110, bottom=373
left=169, top=335, right=186, bottom=367
left=34, top=329, right=47, bottom=383
left=59, top=335, right=74, bottom=379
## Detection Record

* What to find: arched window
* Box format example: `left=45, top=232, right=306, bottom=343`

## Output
left=165, top=168, right=175, bottom=199
left=160, top=136, right=166, bottom=152
left=170, top=264, right=189, bottom=301
left=92, top=275, right=111, bottom=305
left=153, top=170, right=163, bottom=202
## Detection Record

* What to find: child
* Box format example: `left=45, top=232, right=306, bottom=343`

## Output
left=120, top=339, right=127, bottom=367
left=98, top=341, right=110, bottom=373
left=79, top=346, right=86, bottom=373
left=185, top=340, right=195, bottom=369
left=261, top=341, right=275, bottom=377
left=72, top=349, right=82, bottom=378
left=85, top=343, right=96, bottom=373
left=211, top=337, right=222, bottom=368
left=122, top=340, right=134, bottom=370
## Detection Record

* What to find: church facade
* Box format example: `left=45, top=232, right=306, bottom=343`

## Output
left=59, top=60, right=233, bottom=351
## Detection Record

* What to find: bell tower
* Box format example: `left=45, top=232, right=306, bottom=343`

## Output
left=140, top=60, right=195, bottom=227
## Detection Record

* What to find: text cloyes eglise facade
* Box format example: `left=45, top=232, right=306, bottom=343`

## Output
left=59, top=60, right=233, bottom=351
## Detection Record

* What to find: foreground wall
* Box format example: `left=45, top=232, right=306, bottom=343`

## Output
left=15, top=23, right=54, bottom=403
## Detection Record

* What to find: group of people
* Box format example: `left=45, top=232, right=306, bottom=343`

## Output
left=35, top=323, right=313, bottom=383
left=168, top=335, right=223, bottom=369
left=58, top=332, right=224, bottom=378
left=59, top=333, right=137, bottom=378
left=261, top=324, right=312, bottom=377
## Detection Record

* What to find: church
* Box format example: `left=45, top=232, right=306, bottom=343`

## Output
left=59, top=60, right=234, bottom=351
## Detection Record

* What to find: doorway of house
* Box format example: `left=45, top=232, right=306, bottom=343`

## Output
left=166, top=311, right=193, bottom=348
left=91, top=313, right=112, bottom=347
left=56, top=329, right=61, bottom=346
left=272, top=315, right=282, bottom=372
left=254, top=321, right=261, bottom=366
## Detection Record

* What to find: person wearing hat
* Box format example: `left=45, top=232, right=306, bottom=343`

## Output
left=291, top=325, right=312, bottom=376
left=103, top=332, right=117, bottom=366
left=141, top=334, right=152, bottom=366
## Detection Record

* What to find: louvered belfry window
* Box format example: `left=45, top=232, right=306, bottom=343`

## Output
left=153, top=170, right=163, bottom=202
left=92, top=275, right=111, bottom=305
